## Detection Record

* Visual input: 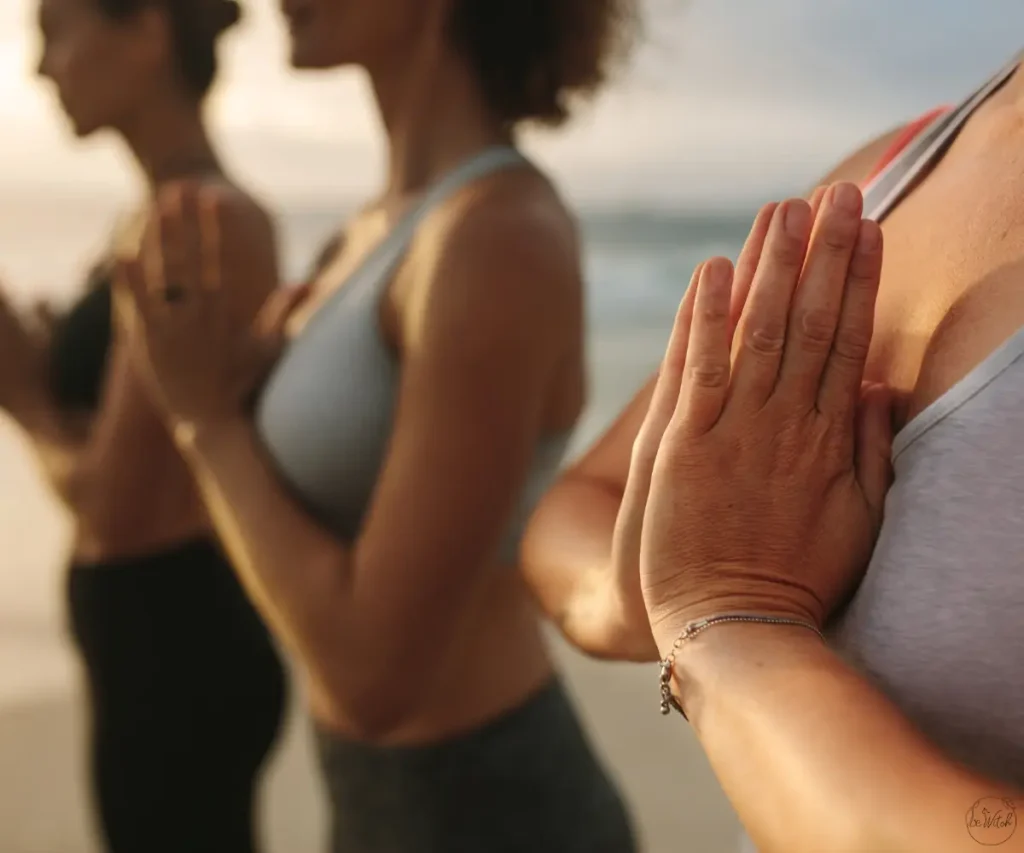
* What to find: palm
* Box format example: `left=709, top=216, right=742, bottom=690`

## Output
left=117, top=181, right=286, bottom=427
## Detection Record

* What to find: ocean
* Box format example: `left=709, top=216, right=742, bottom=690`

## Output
left=0, top=195, right=748, bottom=852
left=0, top=194, right=754, bottom=680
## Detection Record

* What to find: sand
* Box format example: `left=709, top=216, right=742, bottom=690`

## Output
left=0, top=629, right=741, bottom=853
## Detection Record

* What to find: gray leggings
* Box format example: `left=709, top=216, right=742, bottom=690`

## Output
left=316, top=678, right=637, bottom=853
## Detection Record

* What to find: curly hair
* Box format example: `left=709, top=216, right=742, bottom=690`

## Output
left=97, top=0, right=242, bottom=97
left=447, top=0, right=641, bottom=128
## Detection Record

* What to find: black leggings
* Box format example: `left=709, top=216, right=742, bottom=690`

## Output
left=67, top=538, right=288, bottom=853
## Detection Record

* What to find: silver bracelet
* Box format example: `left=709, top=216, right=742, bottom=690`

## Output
left=659, top=613, right=826, bottom=719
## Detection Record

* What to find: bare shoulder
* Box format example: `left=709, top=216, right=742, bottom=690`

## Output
left=428, top=165, right=579, bottom=282
left=404, top=165, right=582, bottom=347
left=816, top=124, right=910, bottom=187
left=200, top=176, right=277, bottom=246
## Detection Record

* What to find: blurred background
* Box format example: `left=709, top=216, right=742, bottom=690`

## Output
left=1, top=0, right=1023, bottom=850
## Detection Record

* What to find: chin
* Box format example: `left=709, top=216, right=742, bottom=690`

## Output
left=66, top=112, right=100, bottom=139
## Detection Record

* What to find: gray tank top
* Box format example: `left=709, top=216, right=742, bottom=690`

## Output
left=741, top=53, right=1024, bottom=852
left=254, top=147, right=573, bottom=562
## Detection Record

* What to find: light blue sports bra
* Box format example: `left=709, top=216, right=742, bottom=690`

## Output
left=255, top=147, right=574, bottom=562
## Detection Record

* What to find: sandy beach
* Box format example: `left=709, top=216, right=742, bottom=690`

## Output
left=0, top=322, right=741, bottom=853
left=0, top=632, right=740, bottom=853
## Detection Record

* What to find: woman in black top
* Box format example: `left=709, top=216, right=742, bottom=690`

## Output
left=0, top=1, right=287, bottom=850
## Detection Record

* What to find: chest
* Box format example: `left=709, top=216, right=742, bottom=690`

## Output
left=829, top=357, right=1024, bottom=785
left=286, top=207, right=418, bottom=345
left=255, top=211, right=422, bottom=538
left=866, top=140, right=1024, bottom=398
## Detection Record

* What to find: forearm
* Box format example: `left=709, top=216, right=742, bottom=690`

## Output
left=522, top=477, right=657, bottom=661
left=176, top=417, right=354, bottom=662
left=670, top=624, right=1022, bottom=853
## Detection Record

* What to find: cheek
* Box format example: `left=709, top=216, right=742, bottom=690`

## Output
left=62, top=44, right=139, bottom=116
left=311, top=0, right=427, bottom=63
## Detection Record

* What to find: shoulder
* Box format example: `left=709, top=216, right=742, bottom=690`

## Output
left=148, top=176, right=277, bottom=253
left=404, top=164, right=582, bottom=349
left=818, top=120, right=924, bottom=187
left=203, top=177, right=277, bottom=246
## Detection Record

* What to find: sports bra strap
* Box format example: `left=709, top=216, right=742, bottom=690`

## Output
left=862, top=49, right=1024, bottom=222
left=862, top=106, right=951, bottom=186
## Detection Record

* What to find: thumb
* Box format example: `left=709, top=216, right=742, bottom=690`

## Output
left=854, top=382, right=898, bottom=527
left=245, top=285, right=310, bottom=394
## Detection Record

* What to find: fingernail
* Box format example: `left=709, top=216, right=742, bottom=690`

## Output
left=832, top=183, right=862, bottom=214
left=784, top=202, right=811, bottom=237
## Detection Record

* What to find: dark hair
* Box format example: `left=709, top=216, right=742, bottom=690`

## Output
left=447, top=0, right=640, bottom=128
left=98, top=0, right=242, bottom=97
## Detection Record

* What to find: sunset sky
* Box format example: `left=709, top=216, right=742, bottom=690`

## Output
left=0, top=0, right=1022, bottom=208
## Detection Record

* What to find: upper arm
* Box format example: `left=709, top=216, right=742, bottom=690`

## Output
left=348, top=188, right=579, bottom=653
left=206, top=186, right=281, bottom=322
left=567, top=373, right=657, bottom=490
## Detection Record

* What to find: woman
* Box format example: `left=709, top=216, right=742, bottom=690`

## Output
left=114, top=1, right=640, bottom=851
left=0, top=1, right=287, bottom=850
left=630, top=179, right=1024, bottom=852
left=522, top=51, right=1024, bottom=850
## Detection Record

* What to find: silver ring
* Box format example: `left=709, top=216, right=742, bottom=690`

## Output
left=163, top=282, right=186, bottom=304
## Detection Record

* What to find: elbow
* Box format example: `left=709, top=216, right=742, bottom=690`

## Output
left=560, top=607, right=659, bottom=663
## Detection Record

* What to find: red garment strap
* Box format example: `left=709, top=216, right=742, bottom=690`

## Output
left=862, top=106, right=951, bottom=186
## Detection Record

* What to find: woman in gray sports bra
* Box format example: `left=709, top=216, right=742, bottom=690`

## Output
left=522, top=49, right=1024, bottom=851
left=113, top=1, right=641, bottom=851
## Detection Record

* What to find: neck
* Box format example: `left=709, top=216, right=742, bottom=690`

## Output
left=366, top=39, right=512, bottom=201
left=118, top=95, right=220, bottom=192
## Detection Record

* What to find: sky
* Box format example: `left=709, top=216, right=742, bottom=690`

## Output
left=1, top=0, right=1024, bottom=210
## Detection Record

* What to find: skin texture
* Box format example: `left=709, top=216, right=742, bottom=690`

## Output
left=0, top=0, right=274, bottom=561
left=521, top=65, right=1024, bottom=852
left=115, top=0, right=632, bottom=742
left=632, top=183, right=1023, bottom=853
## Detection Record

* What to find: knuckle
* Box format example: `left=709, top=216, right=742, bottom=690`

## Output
left=699, top=296, right=729, bottom=324
left=770, top=234, right=806, bottom=268
left=831, top=325, right=872, bottom=365
left=817, top=224, right=857, bottom=256
left=796, top=308, right=836, bottom=351
left=743, top=322, right=786, bottom=357
left=688, top=358, right=729, bottom=388
left=847, top=252, right=881, bottom=284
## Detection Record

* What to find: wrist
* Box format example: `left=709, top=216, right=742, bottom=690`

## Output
left=650, top=596, right=822, bottom=659
left=665, top=620, right=829, bottom=726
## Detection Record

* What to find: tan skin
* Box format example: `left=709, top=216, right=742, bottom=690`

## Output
left=117, top=0, right=587, bottom=742
left=630, top=189, right=1023, bottom=851
left=523, top=67, right=1024, bottom=660
left=0, top=0, right=275, bottom=563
